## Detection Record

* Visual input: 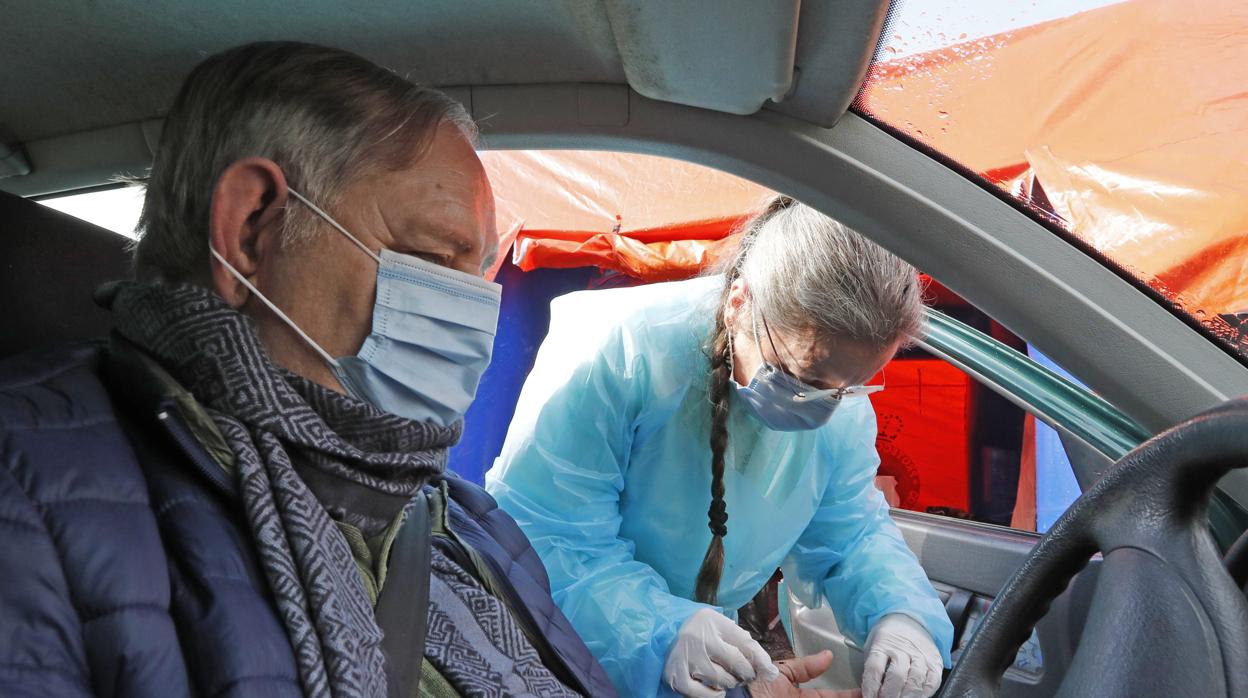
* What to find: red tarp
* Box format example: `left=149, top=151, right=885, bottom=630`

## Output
left=870, top=359, right=972, bottom=513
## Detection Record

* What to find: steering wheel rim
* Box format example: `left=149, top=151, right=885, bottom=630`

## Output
left=939, top=399, right=1248, bottom=698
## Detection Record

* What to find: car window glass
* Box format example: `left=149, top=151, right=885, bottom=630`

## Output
left=854, top=0, right=1248, bottom=362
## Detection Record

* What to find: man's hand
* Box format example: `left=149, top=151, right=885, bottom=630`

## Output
left=747, top=650, right=863, bottom=698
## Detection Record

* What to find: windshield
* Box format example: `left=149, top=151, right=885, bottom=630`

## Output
left=853, top=0, right=1248, bottom=361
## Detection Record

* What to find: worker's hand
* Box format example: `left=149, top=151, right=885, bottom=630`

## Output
left=862, top=614, right=943, bottom=698
left=748, top=650, right=863, bottom=698
left=663, top=609, right=779, bottom=697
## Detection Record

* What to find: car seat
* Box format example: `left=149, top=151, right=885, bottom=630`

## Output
left=0, top=188, right=131, bottom=359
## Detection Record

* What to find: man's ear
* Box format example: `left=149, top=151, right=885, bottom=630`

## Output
left=208, top=158, right=289, bottom=307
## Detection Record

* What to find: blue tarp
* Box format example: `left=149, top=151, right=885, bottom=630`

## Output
left=449, top=260, right=599, bottom=484
left=1027, top=348, right=1082, bottom=533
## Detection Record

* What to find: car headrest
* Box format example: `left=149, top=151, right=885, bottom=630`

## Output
left=0, top=188, right=132, bottom=359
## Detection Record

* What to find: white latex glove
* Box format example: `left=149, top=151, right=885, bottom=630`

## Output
left=862, top=614, right=942, bottom=698
left=664, top=608, right=781, bottom=698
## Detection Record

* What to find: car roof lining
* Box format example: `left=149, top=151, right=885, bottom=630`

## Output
left=0, top=0, right=886, bottom=155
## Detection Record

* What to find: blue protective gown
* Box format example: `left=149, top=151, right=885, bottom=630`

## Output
left=486, top=275, right=953, bottom=697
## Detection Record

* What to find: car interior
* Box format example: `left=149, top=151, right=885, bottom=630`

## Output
left=3, top=1, right=1247, bottom=696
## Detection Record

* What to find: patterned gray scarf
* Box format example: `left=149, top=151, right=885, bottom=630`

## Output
left=109, top=281, right=582, bottom=698
left=109, top=281, right=452, bottom=697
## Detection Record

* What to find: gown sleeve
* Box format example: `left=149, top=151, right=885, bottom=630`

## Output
left=780, top=400, right=955, bottom=666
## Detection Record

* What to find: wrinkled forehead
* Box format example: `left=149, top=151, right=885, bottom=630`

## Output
left=406, top=160, right=494, bottom=224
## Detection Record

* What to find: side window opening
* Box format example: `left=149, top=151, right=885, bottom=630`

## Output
left=444, top=150, right=1092, bottom=536
left=869, top=280, right=1080, bottom=534
left=29, top=155, right=1090, bottom=535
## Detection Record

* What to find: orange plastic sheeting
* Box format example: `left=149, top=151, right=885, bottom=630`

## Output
left=513, top=216, right=752, bottom=283
left=860, top=0, right=1248, bottom=339
left=1010, top=414, right=1038, bottom=532
left=479, top=149, right=775, bottom=280
left=869, top=359, right=971, bottom=514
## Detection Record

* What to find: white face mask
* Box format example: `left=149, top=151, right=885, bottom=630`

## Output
left=210, top=188, right=501, bottom=426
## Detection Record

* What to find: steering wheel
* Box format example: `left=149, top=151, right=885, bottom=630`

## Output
left=940, top=399, right=1248, bottom=697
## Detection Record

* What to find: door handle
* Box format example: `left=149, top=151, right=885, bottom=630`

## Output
left=944, top=587, right=976, bottom=649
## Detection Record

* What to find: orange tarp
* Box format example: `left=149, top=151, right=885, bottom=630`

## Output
left=512, top=217, right=750, bottom=283
left=478, top=0, right=1248, bottom=354
left=479, top=149, right=774, bottom=281
left=1011, top=415, right=1039, bottom=532
left=860, top=0, right=1248, bottom=333
left=480, top=0, right=1248, bottom=346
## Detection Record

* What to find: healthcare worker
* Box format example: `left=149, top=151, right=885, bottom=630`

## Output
left=486, top=198, right=954, bottom=698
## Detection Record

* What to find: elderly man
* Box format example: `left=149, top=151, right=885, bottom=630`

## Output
left=0, top=42, right=614, bottom=698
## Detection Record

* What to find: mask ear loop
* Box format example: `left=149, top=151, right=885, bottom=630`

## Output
left=209, top=247, right=341, bottom=368
left=756, top=308, right=785, bottom=372
left=287, top=188, right=381, bottom=265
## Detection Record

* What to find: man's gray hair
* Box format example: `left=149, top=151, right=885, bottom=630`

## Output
left=134, top=41, right=475, bottom=282
left=737, top=198, right=925, bottom=348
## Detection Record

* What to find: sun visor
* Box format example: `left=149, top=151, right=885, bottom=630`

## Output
left=0, top=120, right=158, bottom=197
left=765, top=0, right=892, bottom=127
left=602, top=0, right=799, bottom=115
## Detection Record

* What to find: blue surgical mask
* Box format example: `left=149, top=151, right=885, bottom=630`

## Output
left=730, top=312, right=840, bottom=432
left=210, top=188, right=501, bottom=426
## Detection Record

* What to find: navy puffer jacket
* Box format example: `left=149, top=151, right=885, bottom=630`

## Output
left=0, top=341, right=617, bottom=698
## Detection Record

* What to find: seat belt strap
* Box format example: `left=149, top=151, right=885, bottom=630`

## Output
left=377, top=490, right=433, bottom=698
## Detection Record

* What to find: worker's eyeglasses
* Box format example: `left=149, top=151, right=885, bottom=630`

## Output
left=791, top=379, right=886, bottom=403
left=757, top=314, right=887, bottom=403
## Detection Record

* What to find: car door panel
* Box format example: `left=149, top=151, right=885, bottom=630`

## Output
left=788, top=511, right=1102, bottom=695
